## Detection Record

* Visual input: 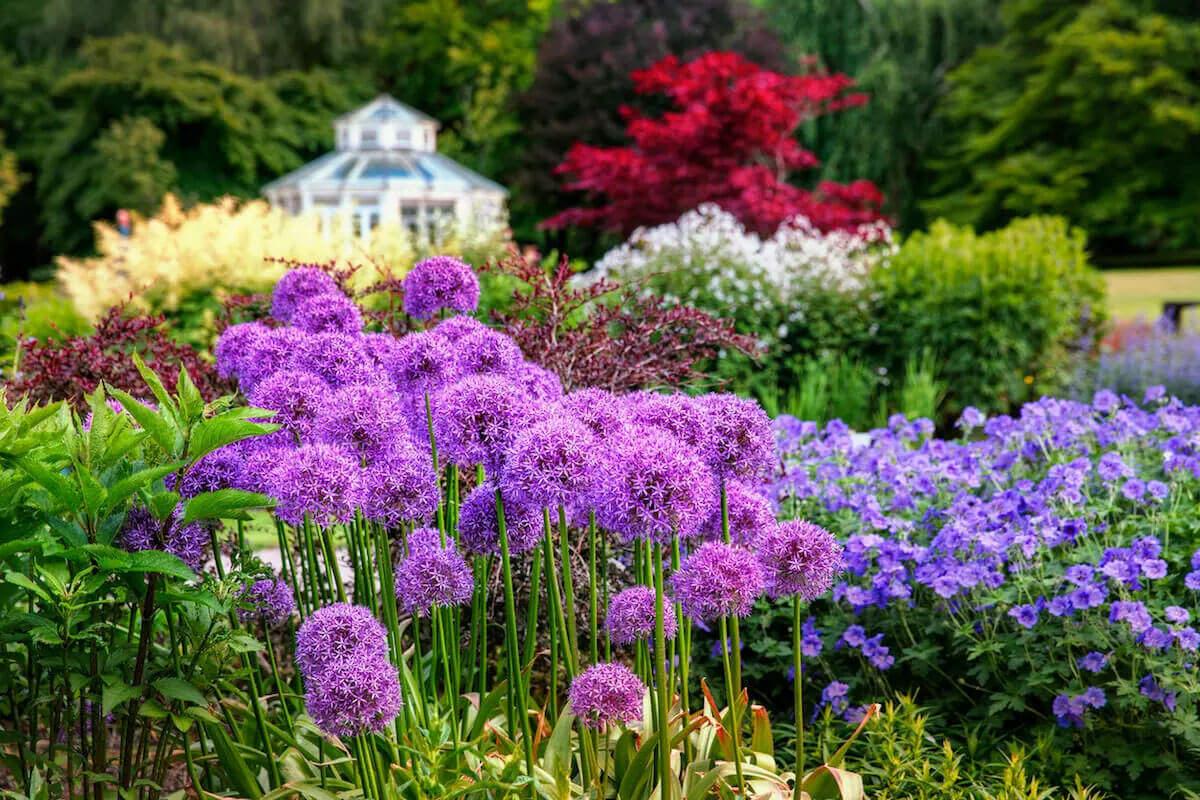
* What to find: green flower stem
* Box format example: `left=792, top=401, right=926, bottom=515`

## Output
left=274, top=519, right=305, bottom=620
left=302, top=516, right=328, bottom=606
left=718, top=482, right=747, bottom=786
left=671, top=534, right=691, bottom=762
left=473, top=556, right=490, bottom=697
left=319, top=522, right=347, bottom=604
left=495, top=488, right=535, bottom=786
left=424, top=393, right=446, bottom=536
left=601, top=532, right=611, bottom=661
left=588, top=511, right=600, bottom=665
left=522, top=543, right=544, bottom=672
left=652, top=545, right=673, bottom=799
left=718, top=616, right=747, bottom=796
left=263, top=623, right=295, bottom=736
left=434, top=606, right=463, bottom=767
left=558, top=506, right=582, bottom=674
left=793, top=595, right=804, bottom=800
left=542, top=510, right=576, bottom=678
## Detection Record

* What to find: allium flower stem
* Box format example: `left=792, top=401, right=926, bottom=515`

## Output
left=718, top=482, right=747, bottom=780
left=522, top=545, right=544, bottom=672
left=262, top=621, right=295, bottom=737
left=318, top=521, right=347, bottom=604
left=209, top=527, right=226, bottom=580
left=274, top=519, right=306, bottom=620
left=542, top=510, right=576, bottom=678
left=423, top=392, right=447, bottom=537
left=651, top=545, right=673, bottom=797
left=471, top=556, right=490, bottom=697
left=792, top=595, right=804, bottom=799
left=588, top=511, right=600, bottom=665
left=718, top=615, right=747, bottom=795
left=558, top=506, right=582, bottom=674
left=301, top=517, right=326, bottom=606
left=671, top=534, right=692, bottom=762
left=495, top=488, right=536, bottom=784
left=372, top=523, right=414, bottom=739
left=602, top=533, right=612, bottom=661
left=434, top=606, right=463, bottom=764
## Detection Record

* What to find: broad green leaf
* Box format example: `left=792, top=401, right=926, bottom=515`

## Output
left=186, top=416, right=277, bottom=464
left=123, top=551, right=196, bottom=581
left=102, top=463, right=184, bottom=518
left=102, top=682, right=141, bottom=715
left=130, top=354, right=178, bottom=423
left=175, top=367, right=204, bottom=422
left=5, top=572, right=51, bottom=603
left=149, top=491, right=180, bottom=521
left=800, top=765, right=865, bottom=800
left=183, top=488, right=273, bottom=523
left=204, top=720, right=263, bottom=799
left=154, top=677, right=207, bottom=706
left=109, top=388, right=177, bottom=455
left=14, top=456, right=82, bottom=510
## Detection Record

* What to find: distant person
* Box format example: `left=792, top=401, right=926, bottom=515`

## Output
left=116, top=208, right=132, bottom=237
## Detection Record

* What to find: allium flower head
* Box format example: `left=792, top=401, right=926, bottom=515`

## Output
left=266, top=443, right=361, bottom=526
left=249, top=370, right=329, bottom=438
left=272, top=268, right=341, bottom=323
left=503, top=415, right=599, bottom=509
left=757, top=520, right=844, bottom=600
left=239, top=327, right=308, bottom=393
left=239, top=578, right=295, bottom=626
left=605, top=586, right=677, bottom=646
left=568, top=662, right=646, bottom=730
left=457, top=482, right=545, bottom=556
left=290, top=332, right=375, bottom=388
left=295, top=603, right=389, bottom=677
left=516, top=361, right=564, bottom=402
left=361, top=441, right=438, bottom=527
left=395, top=529, right=474, bottom=616
left=671, top=541, right=766, bottom=621
left=174, top=445, right=244, bottom=498
left=555, top=388, right=630, bottom=439
left=402, top=256, right=480, bottom=320
left=304, top=658, right=402, bottom=738
left=119, top=506, right=208, bottom=572
left=291, top=292, right=363, bottom=336
left=627, top=391, right=711, bottom=452
left=314, top=383, right=406, bottom=461
left=214, top=322, right=269, bottom=381
left=434, top=375, right=538, bottom=471
left=431, top=314, right=489, bottom=343
left=698, top=393, right=775, bottom=481
left=701, top=480, right=776, bottom=544
left=385, top=330, right=460, bottom=396
left=596, top=427, right=717, bottom=542
left=456, top=327, right=524, bottom=377
left=236, top=432, right=295, bottom=493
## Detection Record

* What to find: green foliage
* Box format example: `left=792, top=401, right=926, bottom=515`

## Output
left=867, top=216, right=1105, bottom=418
left=761, top=0, right=1003, bottom=229
left=0, top=130, right=18, bottom=227
left=925, top=0, right=1200, bottom=253
left=0, top=281, right=89, bottom=361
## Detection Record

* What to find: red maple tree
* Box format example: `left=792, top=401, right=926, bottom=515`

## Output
left=542, top=51, right=886, bottom=237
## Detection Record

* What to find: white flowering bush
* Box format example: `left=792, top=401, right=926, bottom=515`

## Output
left=594, top=204, right=895, bottom=393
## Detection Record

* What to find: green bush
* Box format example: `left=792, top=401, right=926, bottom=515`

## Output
left=0, top=280, right=89, bottom=362
left=866, top=216, right=1105, bottom=418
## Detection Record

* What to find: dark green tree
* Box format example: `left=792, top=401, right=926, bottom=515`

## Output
left=925, top=0, right=1200, bottom=253
left=761, top=0, right=1002, bottom=229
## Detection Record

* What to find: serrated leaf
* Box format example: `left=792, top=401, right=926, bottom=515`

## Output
left=109, top=388, right=177, bottom=455
left=123, top=551, right=196, bottom=581
left=102, top=463, right=185, bottom=519
left=153, top=677, right=207, bottom=706
left=103, top=682, right=141, bottom=715
left=183, top=489, right=273, bottom=524
left=13, top=456, right=81, bottom=510
left=186, top=414, right=278, bottom=465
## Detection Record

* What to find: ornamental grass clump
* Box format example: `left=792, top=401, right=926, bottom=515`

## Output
left=114, top=255, right=869, bottom=800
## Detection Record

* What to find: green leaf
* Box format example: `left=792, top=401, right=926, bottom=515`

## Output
left=103, top=682, right=141, bottom=715
left=109, top=388, right=177, bottom=455
left=153, top=677, right=207, bottom=706
left=129, top=354, right=178, bottom=423
left=175, top=367, right=204, bottom=422
left=149, top=491, right=180, bottom=521
left=182, top=488, right=273, bottom=523
left=5, top=572, right=51, bottom=603
left=800, top=765, right=865, bottom=800
left=13, top=456, right=82, bottom=510
left=186, top=416, right=277, bottom=464
left=123, top=551, right=195, bottom=581
left=102, top=463, right=184, bottom=519
left=204, top=720, right=263, bottom=799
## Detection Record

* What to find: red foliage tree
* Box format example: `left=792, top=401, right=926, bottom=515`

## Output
left=543, top=51, right=886, bottom=237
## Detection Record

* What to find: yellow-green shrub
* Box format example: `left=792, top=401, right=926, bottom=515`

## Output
left=56, top=194, right=510, bottom=321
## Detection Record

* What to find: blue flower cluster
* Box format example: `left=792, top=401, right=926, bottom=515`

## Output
left=771, top=391, right=1199, bottom=740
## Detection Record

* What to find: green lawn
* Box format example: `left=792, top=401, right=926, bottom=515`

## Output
left=1103, top=267, right=1200, bottom=321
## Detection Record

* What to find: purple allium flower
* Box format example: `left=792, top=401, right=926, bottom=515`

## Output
left=361, top=442, right=438, bottom=527
left=265, top=443, right=361, bottom=527
left=236, top=432, right=295, bottom=493
left=455, top=327, right=524, bottom=377
left=384, top=330, right=461, bottom=396
left=402, top=256, right=480, bottom=320
left=700, top=480, right=775, bottom=544
left=1166, top=606, right=1191, bottom=624
left=555, top=388, right=630, bottom=439
left=175, top=445, right=244, bottom=498
left=240, top=327, right=308, bottom=393
left=248, top=370, right=329, bottom=439
left=214, top=322, right=269, bottom=381
left=294, top=603, right=389, bottom=678
left=516, top=361, right=564, bottom=403
left=239, top=578, right=295, bottom=626
left=430, top=314, right=489, bottom=343
left=1077, top=652, right=1108, bottom=673
left=272, top=268, right=340, bottom=323
left=671, top=541, right=766, bottom=622
left=1008, top=604, right=1039, bottom=629
left=697, top=393, right=774, bottom=482
left=605, top=586, right=677, bottom=646
left=290, top=332, right=375, bottom=389
left=119, top=507, right=208, bottom=572
left=457, top=482, right=545, bottom=556
left=433, top=375, right=537, bottom=471
left=568, top=662, right=646, bottom=730
left=394, top=528, right=474, bottom=616
left=291, top=292, right=363, bottom=336
left=314, top=383, right=405, bottom=462
left=304, top=658, right=402, bottom=738
left=627, top=391, right=712, bottom=452
left=956, top=406, right=985, bottom=430
left=756, top=520, right=843, bottom=600
left=503, top=415, right=598, bottom=509
left=596, top=427, right=717, bottom=542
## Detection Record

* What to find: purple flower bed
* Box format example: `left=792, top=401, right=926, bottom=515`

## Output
left=767, top=393, right=1200, bottom=792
